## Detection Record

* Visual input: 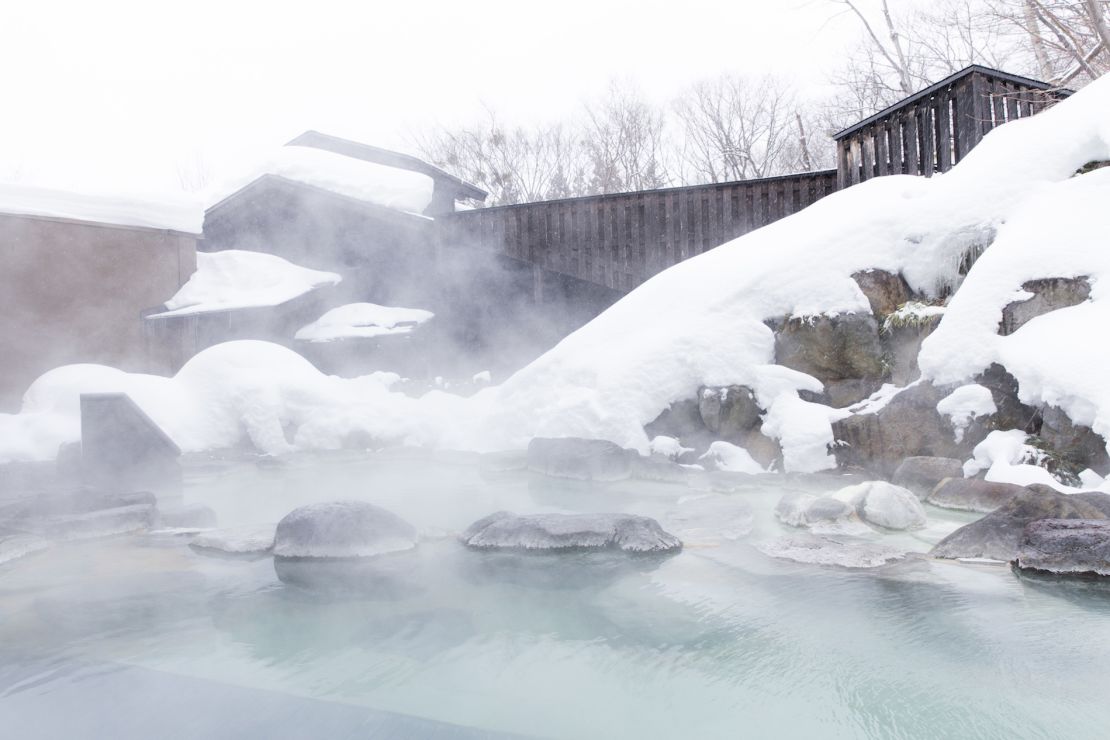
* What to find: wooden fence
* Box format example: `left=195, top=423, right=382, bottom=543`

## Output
left=835, top=65, right=1069, bottom=188
left=438, top=170, right=838, bottom=292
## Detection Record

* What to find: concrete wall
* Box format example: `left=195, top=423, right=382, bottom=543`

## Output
left=0, top=212, right=196, bottom=411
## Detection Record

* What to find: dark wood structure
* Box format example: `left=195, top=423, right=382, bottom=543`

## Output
left=437, top=170, right=838, bottom=293
left=834, top=65, right=1070, bottom=188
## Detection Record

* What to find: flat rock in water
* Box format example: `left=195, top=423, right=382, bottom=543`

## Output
left=0, top=534, right=51, bottom=566
left=927, top=478, right=1024, bottom=513
left=931, top=486, right=1110, bottom=561
left=191, top=525, right=276, bottom=556
left=630, top=455, right=693, bottom=484
left=479, top=450, right=528, bottom=473
left=892, top=457, right=964, bottom=498
left=664, top=494, right=753, bottom=543
left=273, top=501, right=418, bottom=559
left=758, top=534, right=906, bottom=568
left=159, top=503, right=218, bottom=529
left=460, top=512, right=682, bottom=554
left=526, top=438, right=634, bottom=482
left=38, top=504, right=156, bottom=540
left=774, top=492, right=855, bottom=528
left=1014, top=519, right=1110, bottom=576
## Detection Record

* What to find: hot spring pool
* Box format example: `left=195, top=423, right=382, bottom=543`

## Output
left=2, top=451, right=1110, bottom=739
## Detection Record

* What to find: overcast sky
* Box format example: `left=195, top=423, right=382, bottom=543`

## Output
left=0, top=0, right=887, bottom=197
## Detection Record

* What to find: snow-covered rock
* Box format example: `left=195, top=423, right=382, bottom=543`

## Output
left=1014, top=518, right=1110, bottom=576
left=758, top=534, right=906, bottom=568
left=273, top=501, right=417, bottom=559
left=294, top=303, right=433, bottom=343
left=832, top=481, right=927, bottom=531
left=774, top=491, right=855, bottom=529
left=150, top=250, right=341, bottom=318
left=191, top=525, right=275, bottom=556
left=460, top=512, right=681, bottom=554
left=648, top=435, right=693, bottom=461
left=526, top=437, right=634, bottom=482
left=937, top=384, right=996, bottom=443
left=698, top=440, right=765, bottom=474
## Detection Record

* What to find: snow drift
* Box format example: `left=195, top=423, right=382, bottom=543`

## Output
left=2, top=74, right=1110, bottom=469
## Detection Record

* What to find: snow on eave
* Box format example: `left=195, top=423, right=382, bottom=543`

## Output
left=0, top=182, right=203, bottom=234
left=204, top=174, right=434, bottom=223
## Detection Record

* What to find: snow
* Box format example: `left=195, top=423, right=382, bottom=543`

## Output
left=150, top=250, right=341, bottom=318
left=295, top=303, right=433, bottom=343
left=962, top=429, right=1073, bottom=491
left=3, top=75, right=1110, bottom=467
left=649, top=435, right=693, bottom=460
left=209, top=145, right=435, bottom=216
left=0, top=181, right=202, bottom=233
left=882, top=301, right=945, bottom=331
left=698, top=440, right=765, bottom=474
left=936, top=384, right=996, bottom=443
left=472, top=370, right=492, bottom=385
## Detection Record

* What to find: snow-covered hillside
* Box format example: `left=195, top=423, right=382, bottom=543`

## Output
left=2, top=73, right=1109, bottom=473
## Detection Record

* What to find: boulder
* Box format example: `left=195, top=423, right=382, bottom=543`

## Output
left=460, top=512, right=682, bottom=554
left=273, top=501, right=418, bottom=559
left=926, top=478, right=1024, bottom=513
left=1038, top=405, right=1110, bottom=476
left=526, top=437, right=635, bottom=482
left=758, top=534, right=906, bottom=568
left=644, top=398, right=708, bottom=448
left=999, top=277, right=1090, bottom=336
left=774, top=314, right=886, bottom=404
left=833, top=481, right=927, bottom=531
left=191, top=525, right=276, bottom=556
left=774, top=492, right=855, bottom=528
left=852, top=269, right=914, bottom=319
left=974, top=364, right=1041, bottom=434
left=698, top=386, right=762, bottom=437
left=931, top=485, right=1110, bottom=561
left=1014, top=518, right=1110, bottom=576
left=40, top=503, right=157, bottom=540
left=892, top=457, right=965, bottom=498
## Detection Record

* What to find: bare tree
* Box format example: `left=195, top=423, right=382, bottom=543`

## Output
left=581, top=81, right=671, bottom=194
left=981, top=0, right=1110, bottom=85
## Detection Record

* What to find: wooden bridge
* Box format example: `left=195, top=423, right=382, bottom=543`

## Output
left=438, top=65, right=1068, bottom=297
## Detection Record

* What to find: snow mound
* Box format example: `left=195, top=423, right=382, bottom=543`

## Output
left=698, top=440, right=765, bottom=474
left=295, top=303, right=433, bottom=342
left=936, top=384, right=996, bottom=443
left=150, top=250, right=341, bottom=318
left=210, top=146, right=435, bottom=216
left=963, top=429, right=1073, bottom=491
left=0, top=181, right=201, bottom=233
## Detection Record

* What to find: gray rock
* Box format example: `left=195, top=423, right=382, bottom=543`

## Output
left=79, top=393, right=181, bottom=494
left=698, top=385, right=762, bottom=437
left=883, top=318, right=944, bottom=386
left=774, top=314, right=886, bottom=400
left=526, top=437, right=635, bottom=482
left=273, top=501, right=418, bottom=559
left=158, top=503, right=218, bottom=529
left=644, top=398, right=709, bottom=449
left=630, top=455, right=692, bottom=484
left=975, top=364, right=1041, bottom=434
left=999, top=277, right=1090, bottom=336
left=931, top=485, right=1109, bottom=561
left=1038, top=405, right=1110, bottom=476
left=460, top=512, right=682, bottom=554
left=40, top=503, right=157, bottom=540
left=927, top=478, right=1024, bottom=513
left=774, top=492, right=854, bottom=528
left=191, top=525, right=275, bottom=556
left=1014, top=518, right=1110, bottom=576
left=892, top=456, right=965, bottom=498
left=852, top=269, right=914, bottom=319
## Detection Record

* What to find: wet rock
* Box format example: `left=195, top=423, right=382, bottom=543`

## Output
left=526, top=437, right=635, bottom=482
left=974, top=364, right=1041, bottom=434
left=774, top=492, right=855, bottom=528
left=158, top=503, right=218, bottom=529
left=1038, top=405, right=1110, bottom=476
left=834, top=481, right=927, bottom=531
left=191, top=525, right=275, bottom=556
left=39, top=503, right=157, bottom=540
left=630, top=455, right=693, bottom=484
left=931, top=485, right=1110, bottom=561
left=926, top=478, right=1024, bottom=513
left=273, top=501, right=418, bottom=559
left=999, top=277, right=1090, bottom=336
left=644, top=397, right=706, bottom=443
left=774, top=314, right=886, bottom=406
left=758, top=534, right=906, bottom=568
left=1014, top=519, right=1110, bottom=576
left=698, top=385, right=762, bottom=437
left=892, top=456, right=965, bottom=498
left=852, top=269, right=914, bottom=318
left=460, top=512, right=682, bottom=554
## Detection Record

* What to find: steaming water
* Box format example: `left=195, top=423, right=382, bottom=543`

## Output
left=3, top=452, right=1110, bottom=739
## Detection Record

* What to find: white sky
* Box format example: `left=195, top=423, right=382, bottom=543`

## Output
left=0, top=0, right=889, bottom=197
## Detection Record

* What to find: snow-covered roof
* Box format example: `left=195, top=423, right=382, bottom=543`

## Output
left=148, top=250, right=340, bottom=318
left=0, top=182, right=202, bottom=234
left=206, top=145, right=437, bottom=217
left=295, top=302, right=434, bottom=342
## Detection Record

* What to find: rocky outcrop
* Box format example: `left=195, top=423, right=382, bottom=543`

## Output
left=699, top=385, right=761, bottom=437
left=273, top=501, right=418, bottom=559
left=852, top=269, right=914, bottom=319
left=999, top=277, right=1090, bottom=336
left=460, top=512, right=682, bottom=554
left=1014, top=519, right=1110, bottom=576
left=891, top=456, right=964, bottom=498
left=526, top=437, right=635, bottom=482
left=931, top=485, right=1110, bottom=561
left=1038, top=405, right=1110, bottom=476
left=774, top=314, right=886, bottom=407
left=926, top=478, right=1024, bottom=513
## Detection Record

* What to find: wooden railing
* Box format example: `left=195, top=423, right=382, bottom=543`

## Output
left=834, top=65, right=1069, bottom=188
left=438, top=170, right=838, bottom=292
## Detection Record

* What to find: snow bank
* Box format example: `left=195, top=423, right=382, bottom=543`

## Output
left=150, top=250, right=341, bottom=318
left=209, top=146, right=435, bottom=216
left=294, top=303, right=433, bottom=342
left=3, top=76, right=1110, bottom=467
left=0, top=181, right=202, bottom=233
